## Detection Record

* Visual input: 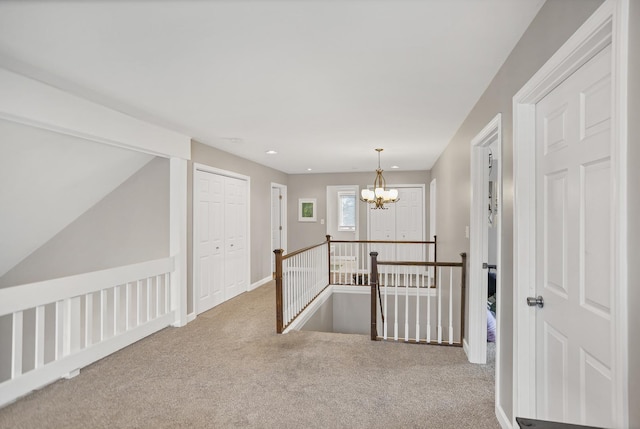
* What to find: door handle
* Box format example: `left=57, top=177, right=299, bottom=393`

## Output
left=526, top=296, right=544, bottom=308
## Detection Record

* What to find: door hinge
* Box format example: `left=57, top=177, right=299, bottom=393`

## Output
left=482, top=262, right=488, bottom=269
left=279, top=226, right=282, bottom=231
left=279, top=195, right=283, bottom=200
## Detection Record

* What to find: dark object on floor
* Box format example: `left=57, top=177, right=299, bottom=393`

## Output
left=488, top=271, right=496, bottom=296
left=516, top=417, right=603, bottom=429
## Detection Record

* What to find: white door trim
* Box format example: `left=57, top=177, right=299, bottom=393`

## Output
left=429, top=179, right=437, bottom=241
left=512, top=0, right=628, bottom=426
left=271, top=182, right=287, bottom=271
left=468, top=113, right=502, bottom=366
left=192, top=163, right=251, bottom=316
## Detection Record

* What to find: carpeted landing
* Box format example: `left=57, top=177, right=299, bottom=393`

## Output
left=0, top=282, right=499, bottom=429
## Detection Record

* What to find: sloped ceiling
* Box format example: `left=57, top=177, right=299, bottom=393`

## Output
left=0, top=0, right=545, bottom=174
left=0, top=119, right=153, bottom=277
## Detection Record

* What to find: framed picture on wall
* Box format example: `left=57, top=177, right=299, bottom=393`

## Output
left=298, top=198, right=317, bottom=222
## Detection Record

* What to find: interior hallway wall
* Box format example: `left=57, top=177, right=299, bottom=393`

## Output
left=0, top=156, right=169, bottom=288
left=287, top=170, right=430, bottom=251
left=428, top=0, right=604, bottom=423
left=188, top=141, right=289, bottom=315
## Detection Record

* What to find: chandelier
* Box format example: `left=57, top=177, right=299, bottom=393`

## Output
left=360, top=148, right=399, bottom=209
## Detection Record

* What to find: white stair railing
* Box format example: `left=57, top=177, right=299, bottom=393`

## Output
left=274, top=238, right=329, bottom=333
left=329, top=239, right=435, bottom=286
left=369, top=252, right=467, bottom=346
left=0, top=257, right=174, bottom=408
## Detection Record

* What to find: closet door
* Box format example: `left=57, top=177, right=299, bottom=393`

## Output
left=195, top=169, right=249, bottom=315
left=395, top=187, right=423, bottom=261
left=196, top=170, right=225, bottom=314
left=223, top=176, right=248, bottom=301
left=368, top=203, right=396, bottom=265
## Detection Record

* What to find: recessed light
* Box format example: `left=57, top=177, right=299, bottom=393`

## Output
left=307, top=168, right=312, bottom=171
left=265, top=150, right=278, bottom=155
left=391, top=165, right=400, bottom=169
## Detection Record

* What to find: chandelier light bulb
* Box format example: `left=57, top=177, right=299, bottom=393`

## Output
left=359, top=148, right=399, bottom=209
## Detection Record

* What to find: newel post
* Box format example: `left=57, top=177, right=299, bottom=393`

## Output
left=459, top=252, right=467, bottom=344
left=326, top=235, right=332, bottom=283
left=370, top=251, right=379, bottom=341
left=274, top=249, right=284, bottom=334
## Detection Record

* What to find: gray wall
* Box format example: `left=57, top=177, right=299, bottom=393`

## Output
left=301, top=294, right=334, bottom=333
left=627, top=0, right=639, bottom=426
left=0, top=157, right=169, bottom=287
left=188, top=141, right=289, bottom=314
left=287, top=170, right=430, bottom=251
left=428, top=0, right=603, bottom=423
left=332, top=291, right=370, bottom=335
left=301, top=291, right=370, bottom=336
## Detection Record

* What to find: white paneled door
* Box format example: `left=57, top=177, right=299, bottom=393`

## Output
left=368, top=186, right=424, bottom=263
left=195, top=169, right=248, bottom=314
left=534, top=44, right=614, bottom=427
left=395, top=187, right=423, bottom=261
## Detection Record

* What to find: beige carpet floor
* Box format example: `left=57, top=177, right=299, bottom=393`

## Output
left=0, top=282, right=499, bottom=429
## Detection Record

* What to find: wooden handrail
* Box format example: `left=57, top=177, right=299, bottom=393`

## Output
left=330, top=240, right=435, bottom=244
left=376, top=261, right=463, bottom=268
left=282, top=238, right=329, bottom=260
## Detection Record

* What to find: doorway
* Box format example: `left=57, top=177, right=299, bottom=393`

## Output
left=513, top=2, right=627, bottom=426
left=271, top=183, right=287, bottom=275
left=469, top=114, right=502, bottom=366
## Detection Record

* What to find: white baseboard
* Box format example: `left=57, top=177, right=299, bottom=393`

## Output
left=186, top=312, right=197, bottom=323
left=463, top=338, right=470, bottom=359
left=249, top=276, right=272, bottom=291
left=496, top=404, right=512, bottom=429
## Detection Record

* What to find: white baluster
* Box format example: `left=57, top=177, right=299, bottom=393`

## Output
left=85, top=293, right=94, bottom=346
left=404, top=266, right=409, bottom=342
left=449, top=267, right=454, bottom=345
left=156, top=275, right=162, bottom=317
left=394, top=267, right=398, bottom=341
left=59, top=298, right=70, bottom=357
left=11, top=311, right=23, bottom=378
left=383, top=271, right=388, bottom=340
left=114, top=285, right=121, bottom=334
left=426, top=271, right=431, bottom=344
left=165, top=273, right=171, bottom=315
left=124, top=283, right=131, bottom=331
left=136, top=280, right=143, bottom=326
left=147, top=277, right=153, bottom=321
left=415, top=266, right=421, bottom=343
left=69, top=296, right=81, bottom=354
left=34, top=306, right=45, bottom=368
left=437, top=267, right=442, bottom=344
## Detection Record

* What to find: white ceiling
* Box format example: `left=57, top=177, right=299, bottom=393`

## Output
left=0, top=0, right=545, bottom=174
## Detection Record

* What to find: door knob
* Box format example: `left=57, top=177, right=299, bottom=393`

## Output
left=526, top=296, right=544, bottom=308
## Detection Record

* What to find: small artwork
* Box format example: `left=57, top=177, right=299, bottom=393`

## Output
left=298, top=198, right=317, bottom=222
